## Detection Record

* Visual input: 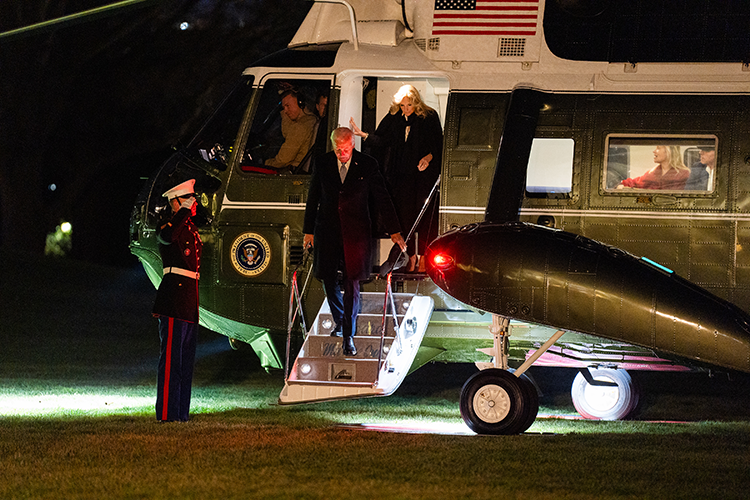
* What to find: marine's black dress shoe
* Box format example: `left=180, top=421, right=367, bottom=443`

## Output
left=342, top=336, right=357, bottom=356
left=330, top=323, right=343, bottom=337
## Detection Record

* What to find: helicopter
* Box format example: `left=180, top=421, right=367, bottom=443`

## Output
left=130, top=0, right=750, bottom=433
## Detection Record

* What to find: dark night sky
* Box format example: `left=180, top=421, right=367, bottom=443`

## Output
left=0, top=0, right=311, bottom=266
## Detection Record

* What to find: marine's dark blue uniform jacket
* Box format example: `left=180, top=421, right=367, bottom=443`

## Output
left=152, top=207, right=202, bottom=323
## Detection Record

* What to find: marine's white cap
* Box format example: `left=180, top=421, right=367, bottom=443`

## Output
left=162, top=179, right=196, bottom=199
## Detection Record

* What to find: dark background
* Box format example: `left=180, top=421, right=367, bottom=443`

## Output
left=0, top=0, right=312, bottom=267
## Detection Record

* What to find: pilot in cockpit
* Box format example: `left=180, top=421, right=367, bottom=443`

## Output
left=262, top=89, right=317, bottom=172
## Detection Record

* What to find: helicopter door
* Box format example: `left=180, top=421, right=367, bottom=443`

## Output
left=339, top=75, right=450, bottom=266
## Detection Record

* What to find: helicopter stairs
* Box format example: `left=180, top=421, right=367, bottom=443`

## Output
left=279, top=291, right=434, bottom=404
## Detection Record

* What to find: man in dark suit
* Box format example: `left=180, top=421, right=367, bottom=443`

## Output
left=303, top=127, right=406, bottom=356
left=153, top=179, right=202, bottom=422
left=685, top=146, right=716, bottom=191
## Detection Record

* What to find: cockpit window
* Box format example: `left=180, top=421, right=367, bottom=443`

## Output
left=187, top=75, right=255, bottom=169
left=604, top=135, right=718, bottom=193
left=240, top=79, right=330, bottom=175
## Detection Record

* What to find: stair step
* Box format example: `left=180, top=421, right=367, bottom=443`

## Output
left=317, top=312, right=401, bottom=337
left=348, top=292, right=415, bottom=315
left=303, top=334, right=395, bottom=358
left=279, top=294, right=435, bottom=405
left=290, top=357, right=381, bottom=383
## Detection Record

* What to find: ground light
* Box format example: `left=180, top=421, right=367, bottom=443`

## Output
left=0, top=380, right=710, bottom=436
left=0, top=391, right=154, bottom=417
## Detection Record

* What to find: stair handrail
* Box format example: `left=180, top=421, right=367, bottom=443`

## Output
left=285, top=248, right=313, bottom=381
left=379, top=175, right=441, bottom=276
left=375, top=271, right=395, bottom=386
left=375, top=175, right=441, bottom=386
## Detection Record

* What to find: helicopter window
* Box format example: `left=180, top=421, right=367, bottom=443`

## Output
left=187, top=75, right=255, bottom=170
left=457, top=108, right=495, bottom=150
left=525, top=138, right=574, bottom=194
left=240, top=79, right=330, bottom=175
left=604, top=136, right=718, bottom=193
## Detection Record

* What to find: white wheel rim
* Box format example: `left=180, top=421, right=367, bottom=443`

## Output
left=582, top=377, right=620, bottom=412
left=472, top=383, right=511, bottom=423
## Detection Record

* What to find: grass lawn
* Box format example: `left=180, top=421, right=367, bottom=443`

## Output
left=2, top=364, right=749, bottom=499
left=1, top=250, right=749, bottom=499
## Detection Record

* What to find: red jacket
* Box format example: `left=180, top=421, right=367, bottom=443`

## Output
left=620, top=166, right=689, bottom=190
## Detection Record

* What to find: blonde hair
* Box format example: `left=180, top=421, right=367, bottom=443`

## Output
left=388, top=84, right=435, bottom=118
left=661, top=145, right=688, bottom=172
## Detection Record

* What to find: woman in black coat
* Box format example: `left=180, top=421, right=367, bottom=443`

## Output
left=350, top=85, right=443, bottom=272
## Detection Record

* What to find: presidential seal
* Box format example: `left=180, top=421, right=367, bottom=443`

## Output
left=230, top=232, right=271, bottom=277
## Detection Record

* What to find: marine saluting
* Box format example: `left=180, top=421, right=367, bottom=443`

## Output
left=152, top=179, right=202, bottom=422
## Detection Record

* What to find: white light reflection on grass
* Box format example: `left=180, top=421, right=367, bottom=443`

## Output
left=0, top=383, right=275, bottom=418
left=0, top=391, right=154, bottom=417
left=348, top=420, right=475, bottom=435
left=0, top=387, right=709, bottom=435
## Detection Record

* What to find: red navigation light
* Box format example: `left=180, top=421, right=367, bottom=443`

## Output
left=432, top=252, right=454, bottom=269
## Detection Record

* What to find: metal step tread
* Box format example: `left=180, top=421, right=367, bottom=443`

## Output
left=307, top=333, right=396, bottom=339
left=284, top=379, right=376, bottom=387
left=288, top=356, right=383, bottom=383
left=316, top=313, right=403, bottom=336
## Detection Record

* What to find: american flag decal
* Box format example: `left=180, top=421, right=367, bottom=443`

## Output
left=433, top=0, right=539, bottom=36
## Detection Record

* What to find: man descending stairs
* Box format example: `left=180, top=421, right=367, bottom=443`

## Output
left=279, top=291, right=434, bottom=404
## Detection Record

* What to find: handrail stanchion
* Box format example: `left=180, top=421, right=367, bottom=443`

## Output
left=285, top=249, right=312, bottom=382
left=374, top=271, right=393, bottom=387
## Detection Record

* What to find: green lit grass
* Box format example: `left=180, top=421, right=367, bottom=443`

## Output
left=2, top=377, right=747, bottom=436
left=1, top=378, right=749, bottom=500
left=2, top=371, right=750, bottom=500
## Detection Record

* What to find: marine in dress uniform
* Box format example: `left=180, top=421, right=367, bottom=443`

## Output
left=303, top=127, right=405, bottom=356
left=153, top=179, right=202, bottom=422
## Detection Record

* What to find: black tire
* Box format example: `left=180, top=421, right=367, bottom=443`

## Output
left=459, top=369, right=538, bottom=435
left=571, top=368, right=639, bottom=420
left=509, top=368, right=540, bottom=432
left=516, top=374, right=540, bottom=433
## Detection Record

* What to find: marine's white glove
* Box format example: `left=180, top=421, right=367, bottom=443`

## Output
left=180, top=196, right=196, bottom=210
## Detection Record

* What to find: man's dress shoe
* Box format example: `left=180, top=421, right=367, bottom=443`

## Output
left=342, top=336, right=357, bottom=356
left=330, top=323, right=343, bottom=337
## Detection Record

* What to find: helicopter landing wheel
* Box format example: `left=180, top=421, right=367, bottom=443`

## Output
left=459, top=368, right=539, bottom=435
left=571, top=368, right=639, bottom=420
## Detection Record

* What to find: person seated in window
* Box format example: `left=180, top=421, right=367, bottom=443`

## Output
left=684, top=146, right=716, bottom=191
left=315, top=91, right=328, bottom=121
left=616, top=145, right=689, bottom=190
left=263, top=90, right=317, bottom=171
